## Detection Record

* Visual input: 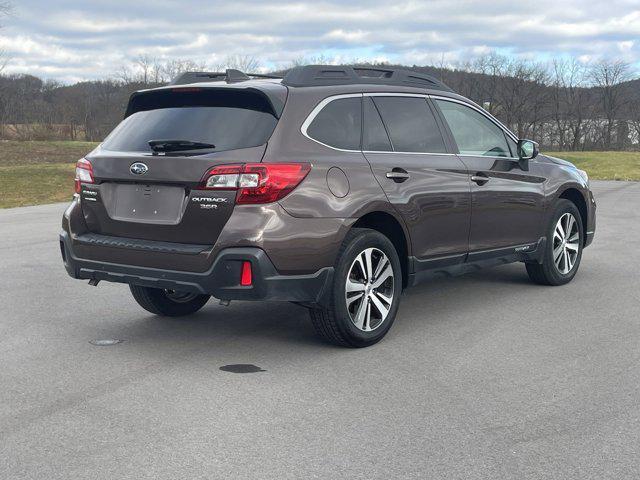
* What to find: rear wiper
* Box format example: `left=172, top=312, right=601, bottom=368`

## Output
left=148, top=139, right=216, bottom=154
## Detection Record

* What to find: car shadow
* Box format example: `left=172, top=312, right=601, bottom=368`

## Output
left=110, top=263, right=535, bottom=352
left=114, top=299, right=331, bottom=350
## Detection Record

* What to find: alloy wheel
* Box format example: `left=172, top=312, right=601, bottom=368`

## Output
left=553, top=212, right=580, bottom=274
left=345, top=247, right=395, bottom=332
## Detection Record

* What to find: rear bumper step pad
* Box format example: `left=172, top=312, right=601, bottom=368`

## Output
left=74, top=233, right=211, bottom=255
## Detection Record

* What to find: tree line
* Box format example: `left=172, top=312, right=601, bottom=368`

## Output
left=0, top=54, right=638, bottom=151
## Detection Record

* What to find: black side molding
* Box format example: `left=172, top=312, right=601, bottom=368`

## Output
left=408, top=238, right=546, bottom=287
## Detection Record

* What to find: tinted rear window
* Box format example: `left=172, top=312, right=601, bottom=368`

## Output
left=306, top=97, right=362, bottom=150
left=102, top=89, right=278, bottom=153
left=373, top=97, right=446, bottom=153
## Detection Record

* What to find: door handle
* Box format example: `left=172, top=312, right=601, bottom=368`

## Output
left=470, top=173, right=490, bottom=185
left=386, top=169, right=410, bottom=182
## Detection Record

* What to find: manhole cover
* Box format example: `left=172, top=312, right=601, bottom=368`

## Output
left=89, top=339, right=123, bottom=346
left=219, top=364, right=266, bottom=374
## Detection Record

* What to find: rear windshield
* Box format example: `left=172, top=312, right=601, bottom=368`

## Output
left=102, top=88, right=278, bottom=153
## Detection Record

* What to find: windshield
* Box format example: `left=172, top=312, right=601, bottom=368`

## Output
left=102, top=89, right=279, bottom=153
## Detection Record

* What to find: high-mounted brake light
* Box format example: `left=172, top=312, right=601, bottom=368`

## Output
left=171, top=87, right=203, bottom=93
left=199, top=163, right=311, bottom=204
left=74, top=158, right=94, bottom=193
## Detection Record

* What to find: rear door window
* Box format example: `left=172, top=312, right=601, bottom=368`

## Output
left=435, top=100, right=511, bottom=157
left=372, top=97, right=447, bottom=153
left=306, top=97, right=362, bottom=150
left=102, top=89, right=278, bottom=153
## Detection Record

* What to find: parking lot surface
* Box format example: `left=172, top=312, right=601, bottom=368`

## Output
left=1, top=180, right=639, bottom=479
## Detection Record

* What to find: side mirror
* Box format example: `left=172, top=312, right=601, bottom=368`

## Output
left=518, top=139, right=539, bottom=160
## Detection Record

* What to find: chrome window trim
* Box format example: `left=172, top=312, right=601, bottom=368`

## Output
left=302, top=92, right=452, bottom=155
left=429, top=94, right=519, bottom=143
left=365, top=92, right=429, bottom=99
left=457, top=153, right=519, bottom=160
left=363, top=150, right=456, bottom=156
left=300, top=92, right=520, bottom=158
left=366, top=92, right=519, bottom=146
left=300, top=93, right=363, bottom=153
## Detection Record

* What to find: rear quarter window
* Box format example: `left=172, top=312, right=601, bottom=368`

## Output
left=306, top=97, right=362, bottom=150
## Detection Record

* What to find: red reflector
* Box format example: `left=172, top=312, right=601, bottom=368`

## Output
left=240, top=261, right=252, bottom=286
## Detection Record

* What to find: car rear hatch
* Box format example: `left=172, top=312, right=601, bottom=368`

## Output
left=78, top=84, right=285, bottom=245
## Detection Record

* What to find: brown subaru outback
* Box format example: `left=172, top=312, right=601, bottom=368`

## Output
left=60, top=66, right=596, bottom=347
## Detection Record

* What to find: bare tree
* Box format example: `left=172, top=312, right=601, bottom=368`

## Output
left=115, top=64, right=134, bottom=84
left=135, top=54, right=154, bottom=84
left=550, top=59, right=591, bottom=150
left=462, top=53, right=510, bottom=117
left=590, top=60, right=632, bottom=149
left=630, top=104, right=640, bottom=149
left=287, top=54, right=333, bottom=68
left=213, top=55, right=261, bottom=72
left=497, top=58, right=550, bottom=138
left=161, top=59, right=205, bottom=82
left=464, top=54, right=549, bottom=138
left=626, top=78, right=640, bottom=150
left=2, top=48, right=639, bottom=148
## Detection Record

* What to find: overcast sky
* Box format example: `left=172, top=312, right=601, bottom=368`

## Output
left=1, top=0, right=639, bottom=83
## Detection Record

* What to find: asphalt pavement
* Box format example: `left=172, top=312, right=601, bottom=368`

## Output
left=1, top=180, right=639, bottom=479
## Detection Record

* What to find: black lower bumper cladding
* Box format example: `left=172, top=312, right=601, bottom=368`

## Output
left=60, top=231, right=333, bottom=304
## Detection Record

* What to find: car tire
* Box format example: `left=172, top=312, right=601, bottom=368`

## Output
left=526, top=199, right=584, bottom=286
left=309, top=228, right=402, bottom=347
left=129, top=285, right=210, bottom=316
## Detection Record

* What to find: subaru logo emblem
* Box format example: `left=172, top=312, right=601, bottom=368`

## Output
left=130, top=162, right=148, bottom=175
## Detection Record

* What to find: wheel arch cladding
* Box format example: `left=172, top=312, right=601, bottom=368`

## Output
left=559, top=188, right=588, bottom=246
left=352, top=211, right=409, bottom=288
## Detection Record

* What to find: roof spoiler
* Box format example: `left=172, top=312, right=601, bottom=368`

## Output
left=170, top=69, right=283, bottom=85
left=282, top=65, right=453, bottom=92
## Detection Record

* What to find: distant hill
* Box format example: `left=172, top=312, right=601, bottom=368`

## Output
left=1, top=62, right=638, bottom=150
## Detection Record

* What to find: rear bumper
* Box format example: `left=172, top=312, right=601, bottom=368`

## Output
left=60, top=231, right=333, bottom=304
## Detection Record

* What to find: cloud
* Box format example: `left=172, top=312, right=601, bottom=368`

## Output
left=0, top=0, right=639, bottom=82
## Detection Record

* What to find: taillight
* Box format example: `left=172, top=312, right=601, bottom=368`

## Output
left=199, top=163, right=311, bottom=204
left=74, top=158, right=94, bottom=193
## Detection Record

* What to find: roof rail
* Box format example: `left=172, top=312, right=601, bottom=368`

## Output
left=282, top=65, right=452, bottom=92
left=170, top=69, right=283, bottom=86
